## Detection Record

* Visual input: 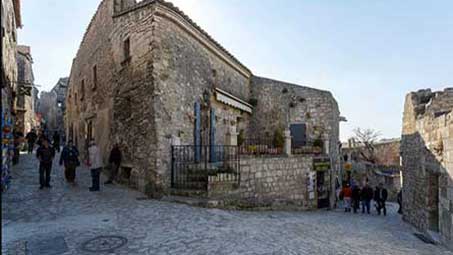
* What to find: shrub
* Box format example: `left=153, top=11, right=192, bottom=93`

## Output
left=273, top=128, right=285, bottom=148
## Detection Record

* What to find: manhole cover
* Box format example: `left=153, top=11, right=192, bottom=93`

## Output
left=81, top=235, right=128, bottom=252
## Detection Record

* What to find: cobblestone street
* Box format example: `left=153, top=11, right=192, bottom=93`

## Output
left=2, top=153, right=452, bottom=255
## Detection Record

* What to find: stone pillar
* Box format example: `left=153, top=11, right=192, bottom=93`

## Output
left=226, top=126, right=238, bottom=146
left=171, top=135, right=181, bottom=146
left=324, top=140, right=330, bottom=155
left=284, top=129, right=291, bottom=155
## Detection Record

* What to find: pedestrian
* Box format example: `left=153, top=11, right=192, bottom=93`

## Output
left=36, top=139, right=55, bottom=189
left=25, top=129, right=38, bottom=154
left=397, top=189, right=403, bottom=214
left=361, top=183, right=374, bottom=214
left=341, top=183, right=352, bottom=212
left=88, top=140, right=103, bottom=192
left=351, top=184, right=361, bottom=213
left=374, top=183, right=388, bottom=216
left=105, top=143, right=122, bottom=185
left=59, top=140, right=80, bottom=184
left=53, top=131, right=61, bottom=153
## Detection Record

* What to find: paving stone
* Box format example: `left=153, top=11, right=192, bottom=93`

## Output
left=2, top=153, right=453, bottom=255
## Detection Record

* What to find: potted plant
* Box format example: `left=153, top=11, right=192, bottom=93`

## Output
left=313, top=137, right=323, bottom=154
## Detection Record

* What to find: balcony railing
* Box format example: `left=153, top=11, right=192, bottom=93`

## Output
left=239, top=138, right=283, bottom=156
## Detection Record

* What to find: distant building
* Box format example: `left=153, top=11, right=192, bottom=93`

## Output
left=37, top=77, right=69, bottom=138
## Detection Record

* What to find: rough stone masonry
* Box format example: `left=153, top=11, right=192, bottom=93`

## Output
left=401, top=88, right=453, bottom=250
left=65, top=0, right=340, bottom=207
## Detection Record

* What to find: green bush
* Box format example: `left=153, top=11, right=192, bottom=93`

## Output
left=273, top=128, right=285, bottom=148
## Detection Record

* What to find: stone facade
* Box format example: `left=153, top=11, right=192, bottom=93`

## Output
left=401, top=88, right=453, bottom=249
left=37, top=78, right=68, bottom=137
left=1, top=0, right=22, bottom=190
left=16, top=45, right=37, bottom=134
left=66, top=0, right=340, bottom=207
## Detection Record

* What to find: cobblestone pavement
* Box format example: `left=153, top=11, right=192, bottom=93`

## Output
left=2, top=153, right=452, bottom=255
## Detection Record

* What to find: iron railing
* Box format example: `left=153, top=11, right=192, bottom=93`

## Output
left=291, top=139, right=324, bottom=155
left=171, top=145, right=240, bottom=190
left=239, top=138, right=283, bottom=156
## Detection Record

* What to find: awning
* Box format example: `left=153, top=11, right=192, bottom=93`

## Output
left=215, top=88, right=252, bottom=113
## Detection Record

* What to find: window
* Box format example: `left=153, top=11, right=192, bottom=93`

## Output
left=80, top=80, right=85, bottom=101
left=92, top=65, right=97, bottom=90
left=123, top=37, right=130, bottom=60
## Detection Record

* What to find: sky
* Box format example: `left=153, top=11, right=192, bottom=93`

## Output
left=18, top=0, right=453, bottom=141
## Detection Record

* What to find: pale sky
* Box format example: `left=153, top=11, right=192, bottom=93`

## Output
left=18, top=0, right=453, bottom=141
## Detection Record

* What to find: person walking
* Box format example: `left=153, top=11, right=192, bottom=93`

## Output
left=397, top=189, right=403, bottom=214
left=105, top=144, right=122, bottom=185
left=25, top=129, right=38, bottom=154
left=361, top=183, right=374, bottom=214
left=341, top=184, right=352, bottom=212
left=59, top=140, right=80, bottom=184
left=374, top=183, right=388, bottom=216
left=88, top=140, right=103, bottom=192
left=53, top=131, right=61, bottom=153
left=351, top=185, right=361, bottom=213
left=36, top=139, right=55, bottom=189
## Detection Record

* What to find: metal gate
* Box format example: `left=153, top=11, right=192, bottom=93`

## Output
left=171, top=145, right=240, bottom=190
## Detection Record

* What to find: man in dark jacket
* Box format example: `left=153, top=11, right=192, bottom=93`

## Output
left=361, top=183, right=374, bottom=214
left=105, top=144, right=122, bottom=184
left=351, top=185, right=361, bottom=213
left=36, top=139, right=55, bottom=189
left=59, top=140, right=79, bottom=183
left=374, top=183, right=388, bottom=216
left=53, top=131, right=61, bottom=152
left=25, top=129, right=38, bottom=154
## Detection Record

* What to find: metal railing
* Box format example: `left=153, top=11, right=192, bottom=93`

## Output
left=238, top=138, right=283, bottom=156
left=291, top=139, right=324, bottom=155
left=171, top=145, right=240, bottom=190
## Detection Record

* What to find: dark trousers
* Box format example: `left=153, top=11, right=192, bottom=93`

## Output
left=352, top=199, right=360, bottom=213
left=91, top=168, right=101, bottom=190
left=28, top=142, right=34, bottom=154
left=107, top=163, right=120, bottom=182
left=39, top=163, right=52, bottom=187
left=64, top=165, right=76, bottom=182
left=376, top=200, right=387, bottom=215
left=361, top=200, right=371, bottom=214
left=54, top=144, right=60, bottom=152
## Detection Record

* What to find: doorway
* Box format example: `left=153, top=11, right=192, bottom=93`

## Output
left=290, top=123, right=307, bottom=148
left=427, top=173, right=439, bottom=232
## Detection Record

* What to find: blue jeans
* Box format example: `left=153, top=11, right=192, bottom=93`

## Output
left=361, top=200, right=371, bottom=214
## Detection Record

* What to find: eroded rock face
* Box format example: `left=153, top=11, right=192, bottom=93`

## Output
left=401, top=88, right=453, bottom=250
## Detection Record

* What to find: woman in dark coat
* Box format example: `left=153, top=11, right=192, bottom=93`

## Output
left=59, top=140, right=79, bottom=183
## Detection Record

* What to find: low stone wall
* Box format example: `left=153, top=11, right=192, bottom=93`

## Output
left=208, top=155, right=317, bottom=209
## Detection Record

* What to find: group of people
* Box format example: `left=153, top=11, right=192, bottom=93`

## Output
left=24, top=130, right=122, bottom=192
left=339, top=182, right=389, bottom=216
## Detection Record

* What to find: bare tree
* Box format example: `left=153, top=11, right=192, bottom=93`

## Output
left=352, top=128, right=381, bottom=163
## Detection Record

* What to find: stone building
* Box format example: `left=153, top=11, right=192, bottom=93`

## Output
left=1, top=0, right=22, bottom=191
left=66, top=0, right=340, bottom=208
left=37, top=78, right=69, bottom=136
left=16, top=45, right=37, bottom=134
left=401, top=88, right=453, bottom=249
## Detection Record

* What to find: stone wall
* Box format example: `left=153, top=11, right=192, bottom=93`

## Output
left=66, top=0, right=117, bottom=161
left=250, top=76, right=340, bottom=207
left=16, top=45, right=36, bottom=134
left=401, top=88, right=453, bottom=249
left=150, top=2, right=252, bottom=190
left=207, top=155, right=317, bottom=209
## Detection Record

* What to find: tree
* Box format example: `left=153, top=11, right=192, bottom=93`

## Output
left=351, top=128, right=381, bottom=164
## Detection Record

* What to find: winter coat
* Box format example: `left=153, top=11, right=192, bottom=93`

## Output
left=88, top=145, right=103, bottom=169
left=109, top=147, right=122, bottom=165
left=374, top=187, right=388, bottom=202
left=37, top=146, right=55, bottom=164
left=351, top=186, right=361, bottom=201
left=341, top=187, right=352, bottom=198
left=361, top=186, right=374, bottom=201
left=60, top=145, right=79, bottom=167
